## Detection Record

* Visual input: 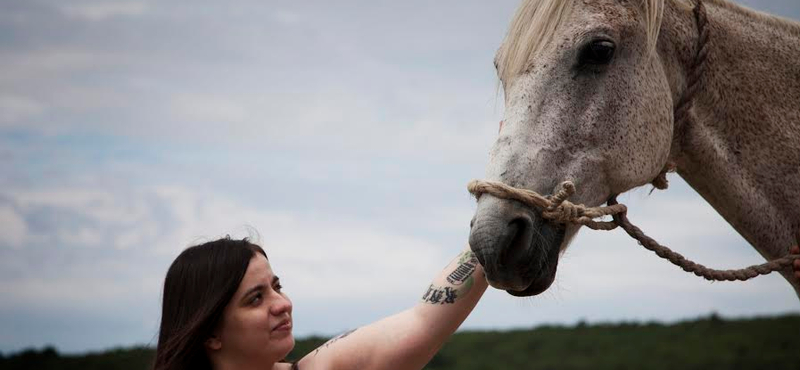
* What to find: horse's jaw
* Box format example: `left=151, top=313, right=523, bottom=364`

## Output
left=469, top=195, right=574, bottom=297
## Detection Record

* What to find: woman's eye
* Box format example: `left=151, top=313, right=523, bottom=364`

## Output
left=578, top=40, right=615, bottom=66
left=274, top=284, right=283, bottom=293
left=250, top=293, right=263, bottom=305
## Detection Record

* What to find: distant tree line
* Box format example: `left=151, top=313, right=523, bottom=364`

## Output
left=2, top=314, right=798, bottom=370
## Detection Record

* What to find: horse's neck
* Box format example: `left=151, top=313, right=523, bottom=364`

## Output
left=663, top=1, right=800, bottom=263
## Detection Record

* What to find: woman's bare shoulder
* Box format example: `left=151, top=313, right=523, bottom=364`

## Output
left=291, top=355, right=334, bottom=370
left=290, top=329, right=363, bottom=370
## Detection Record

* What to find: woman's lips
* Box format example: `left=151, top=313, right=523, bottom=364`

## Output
left=273, top=320, right=292, bottom=332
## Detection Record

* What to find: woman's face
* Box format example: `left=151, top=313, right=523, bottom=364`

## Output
left=208, top=254, right=294, bottom=364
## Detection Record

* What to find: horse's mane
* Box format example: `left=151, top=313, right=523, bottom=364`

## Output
left=496, top=0, right=799, bottom=85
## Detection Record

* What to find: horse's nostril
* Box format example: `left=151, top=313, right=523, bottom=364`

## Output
left=507, top=217, right=527, bottom=228
left=505, top=216, right=534, bottom=263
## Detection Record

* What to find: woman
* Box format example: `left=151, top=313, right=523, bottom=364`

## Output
left=152, top=237, right=488, bottom=370
left=154, top=237, right=800, bottom=370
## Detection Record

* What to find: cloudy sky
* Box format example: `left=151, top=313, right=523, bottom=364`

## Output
left=1, top=0, right=799, bottom=355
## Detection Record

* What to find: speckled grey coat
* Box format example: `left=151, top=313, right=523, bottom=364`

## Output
left=469, top=0, right=800, bottom=298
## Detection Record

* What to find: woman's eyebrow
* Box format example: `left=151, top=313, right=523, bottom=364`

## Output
left=241, top=276, right=280, bottom=301
left=242, top=284, right=265, bottom=301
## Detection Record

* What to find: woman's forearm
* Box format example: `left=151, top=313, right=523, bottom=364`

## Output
left=411, top=245, right=488, bottom=345
left=302, top=246, right=489, bottom=370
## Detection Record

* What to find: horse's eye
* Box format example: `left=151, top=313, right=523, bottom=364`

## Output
left=578, top=40, right=615, bottom=66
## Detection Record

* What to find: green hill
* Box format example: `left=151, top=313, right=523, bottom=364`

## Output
left=2, top=314, right=798, bottom=370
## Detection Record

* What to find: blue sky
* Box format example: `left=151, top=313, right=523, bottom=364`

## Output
left=1, top=0, right=799, bottom=354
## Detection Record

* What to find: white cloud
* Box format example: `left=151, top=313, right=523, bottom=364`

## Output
left=272, top=10, right=301, bottom=25
left=266, top=222, right=447, bottom=300
left=60, top=2, right=149, bottom=21
left=58, top=226, right=104, bottom=247
left=0, top=49, right=135, bottom=85
left=13, top=188, right=148, bottom=226
left=171, top=93, right=249, bottom=125
left=0, top=94, right=44, bottom=125
left=0, top=205, right=27, bottom=249
left=0, top=276, right=126, bottom=311
left=50, top=85, right=131, bottom=113
left=1, top=182, right=450, bottom=308
left=148, top=185, right=449, bottom=299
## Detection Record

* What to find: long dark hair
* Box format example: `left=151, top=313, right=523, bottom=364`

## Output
left=152, top=237, right=267, bottom=370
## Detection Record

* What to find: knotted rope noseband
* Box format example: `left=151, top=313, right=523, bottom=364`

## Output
left=468, top=179, right=800, bottom=282
left=467, top=180, right=626, bottom=231
left=468, top=0, right=800, bottom=282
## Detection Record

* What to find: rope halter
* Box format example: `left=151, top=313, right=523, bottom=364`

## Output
left=467, top=179, right=800, bottom=282
left=467, top=180, right=625, bottom=231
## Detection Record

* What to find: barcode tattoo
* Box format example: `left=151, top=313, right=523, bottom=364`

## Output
left=447, top=256, right=478, bottom=285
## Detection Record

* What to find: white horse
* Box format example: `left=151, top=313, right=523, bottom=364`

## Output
left=468, top=0, right=800, bottom=298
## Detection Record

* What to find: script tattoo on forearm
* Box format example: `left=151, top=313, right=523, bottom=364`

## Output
left=313, top=328, right=357, bottom=356
left=421, top=284, right=458, bottom=304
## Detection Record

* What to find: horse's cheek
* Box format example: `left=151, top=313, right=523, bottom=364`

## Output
left=640, top=60, right=675, bottom=174
left=608, top=59, right=672, bottom=191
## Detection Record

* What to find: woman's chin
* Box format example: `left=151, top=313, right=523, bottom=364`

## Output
left=276, top=334, right=295, bottom=359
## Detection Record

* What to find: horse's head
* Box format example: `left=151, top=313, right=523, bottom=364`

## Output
left=470, top=0, right=677, bottom=296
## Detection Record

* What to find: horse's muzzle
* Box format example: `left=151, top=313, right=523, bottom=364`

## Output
left=469, top=195, right=565, bottom=296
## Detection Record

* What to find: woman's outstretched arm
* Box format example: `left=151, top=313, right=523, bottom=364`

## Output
left=296, top=245, right=488, bottom=370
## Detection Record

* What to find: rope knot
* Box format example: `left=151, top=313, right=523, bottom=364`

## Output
left=543, top=182, right=585, bottom=223
left=543, top=201, right=586, bottom=223
left=467, top=179, right=624, bottom=231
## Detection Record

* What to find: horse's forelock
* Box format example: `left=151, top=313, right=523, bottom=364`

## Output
left=497, top=0, right=573, bottom=84
left=497, top=0, right=671, bottom=85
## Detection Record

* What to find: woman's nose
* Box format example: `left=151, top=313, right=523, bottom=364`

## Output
left=269, top=293, right=292, bottom=316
